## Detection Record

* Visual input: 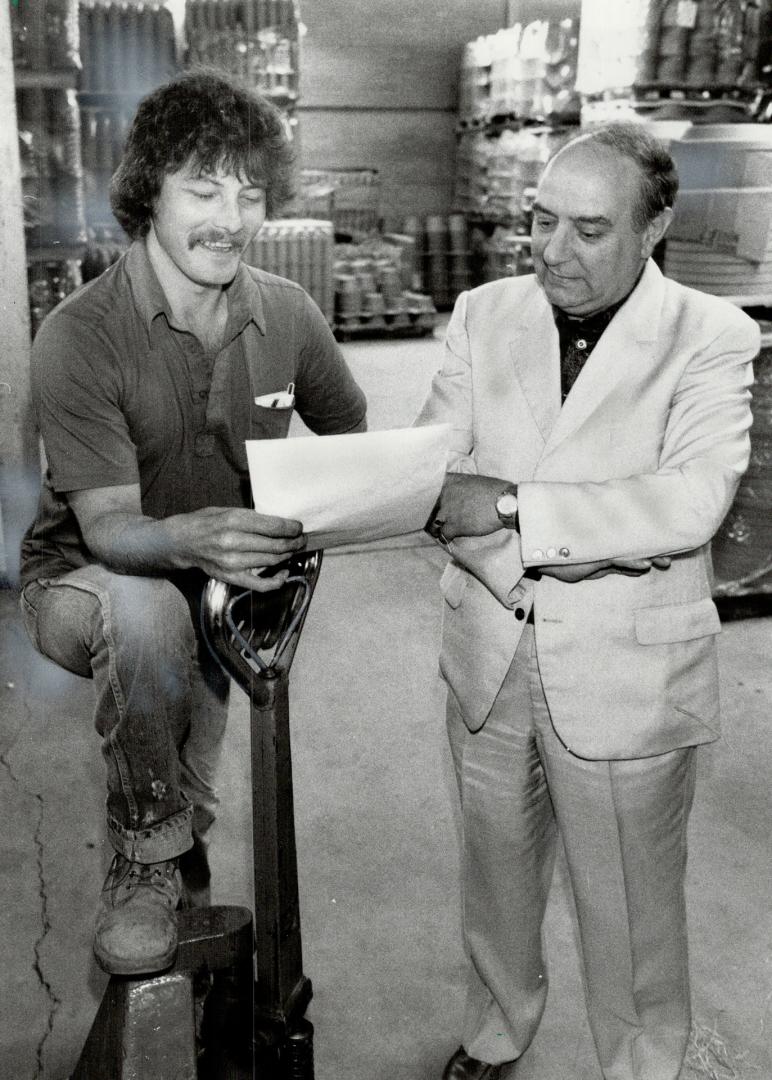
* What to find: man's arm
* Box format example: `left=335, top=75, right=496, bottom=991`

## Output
left=427, top=472, right=670, bottom=583
left=420, top=293, right=757, bottom=597
left=517, top=323, right=756, bottom=566
left=418, top=295, right=670, bottom=587
left=293, top=291, right=368, bottom=435
left=68, top=484, right=306, bottom=591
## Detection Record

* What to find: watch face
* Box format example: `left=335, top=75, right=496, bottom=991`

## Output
left=497, top=493, right=518, bottom=515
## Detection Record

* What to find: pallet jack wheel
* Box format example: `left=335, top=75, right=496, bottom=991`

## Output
left=281, top=1018, right=315, bottom=1079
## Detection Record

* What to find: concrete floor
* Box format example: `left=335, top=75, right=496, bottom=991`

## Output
left=1, top=322, right=770, bottom=1080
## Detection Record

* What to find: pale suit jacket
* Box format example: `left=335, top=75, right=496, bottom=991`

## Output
left=417, top=261, right=759, bottom=759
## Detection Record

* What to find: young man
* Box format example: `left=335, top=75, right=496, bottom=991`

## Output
left=19, top=70, right=366, bottom=976
left=419, top=124, right=758, bottom=1080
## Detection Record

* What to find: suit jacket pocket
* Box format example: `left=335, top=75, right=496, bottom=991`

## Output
left=634, top=596, right=721, bottom=645
left=439, top=561, right=468, bottom=609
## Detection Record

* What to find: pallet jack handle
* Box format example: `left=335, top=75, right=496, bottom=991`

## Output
left=202, top=551, right=324, bottom=1078
left=202, top=550, right=323, bottom=685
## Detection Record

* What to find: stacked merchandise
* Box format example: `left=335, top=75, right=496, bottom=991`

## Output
left=287, top=172, right=336, bottom=223
left=281, top=173, right=446, bottom=337
left=294, top=169, right=381, bottom=238
left=457, top=20, right=580, bottom=126
left=10, top=0, right=81, bottom=72
left=418, top=216, right=449, bottom=309
left=10, top=0, right=87, bottom=334
left=79, top=0, right=177, bottom=93
left=712, top=325, right=772, bottom=597
left=758, top=6, right=772, bottom=119
left=400, top=214, right=471, bottom=310
left=446, top=214, right=472, bottom=301
left=454, top=19, right=579, bottom=287
left=333, top=237, right=436, bottom=340
left=454, top=130, right=491, bottom=219
left=663, top=125, right=772, bottom=304
left=455, top=125, right=570, bottom=224
left=79, top=1, right=179, bottom=235
left=16, top=85, right=86, bottom=248
left=458, top=34, right=495, bottom=122
left=469, top=227, right=534, bottom=287
left=185, top=0, right=301, bottom=109
left=577, top=0, right=765, bottom=124
left=245, top=219, right=335, bottom=323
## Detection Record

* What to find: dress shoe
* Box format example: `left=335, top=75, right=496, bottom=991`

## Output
left=442, top=1045, right=510, bottom=1080
left=93, top=853, right=181, bottom=975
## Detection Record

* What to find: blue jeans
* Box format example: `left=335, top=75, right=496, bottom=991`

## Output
left=20, top=565, right=230, bottom=863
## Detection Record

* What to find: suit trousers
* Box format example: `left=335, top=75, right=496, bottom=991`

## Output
left=446, top=624, right=697, bottom=1080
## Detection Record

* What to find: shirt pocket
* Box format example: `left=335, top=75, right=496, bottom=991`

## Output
left=248, top=401, right=295, bottom=441
left=634, top=596, right=721, bottom=645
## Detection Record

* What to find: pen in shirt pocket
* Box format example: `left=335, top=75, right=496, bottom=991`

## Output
left=255, top=382, right=295, bottom=409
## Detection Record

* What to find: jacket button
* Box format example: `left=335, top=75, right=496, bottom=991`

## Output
left=532, top=549, right=544, bottom=559
left=514, top=607, right=525, bottom=621
left=547, top=547, right=557, bottom=558
left=559, top=546, right=570, bottom=558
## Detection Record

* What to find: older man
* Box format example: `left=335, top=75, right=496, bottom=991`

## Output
left=419, top=124, right=758, bottom=1080
left=19, top=70, right=366, bottom=976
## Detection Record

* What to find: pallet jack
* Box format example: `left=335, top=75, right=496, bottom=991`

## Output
left=72, top=551, right=323, bottom=1079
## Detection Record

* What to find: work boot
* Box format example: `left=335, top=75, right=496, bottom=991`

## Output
left=93, top=853, right=181, bottom=975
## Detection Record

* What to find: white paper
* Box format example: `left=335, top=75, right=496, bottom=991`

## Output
left=246, top=424, right=451, bottom=548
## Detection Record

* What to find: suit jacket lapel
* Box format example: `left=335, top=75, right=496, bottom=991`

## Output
left=541, top=260, right=666, bottom=457
left=508, top=294, right=561, bottom=446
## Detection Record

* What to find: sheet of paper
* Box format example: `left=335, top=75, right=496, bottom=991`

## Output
left=246, top=424, right=451, bottom=548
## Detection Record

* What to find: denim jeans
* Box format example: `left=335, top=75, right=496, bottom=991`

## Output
left=20, top=565, right=230, bottom=864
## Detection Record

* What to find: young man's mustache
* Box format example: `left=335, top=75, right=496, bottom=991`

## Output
left=189, top=229, right=247, bottom=247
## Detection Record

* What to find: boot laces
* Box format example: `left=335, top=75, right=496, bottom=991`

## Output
left=104, top=854, right=180, bottom=907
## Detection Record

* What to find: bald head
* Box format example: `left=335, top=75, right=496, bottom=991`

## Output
left=531, top=134, right=675, bottom=316
left=548, top=123, right=679, bottom=232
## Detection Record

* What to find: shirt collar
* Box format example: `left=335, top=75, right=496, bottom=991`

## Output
left=550, top=266, right=646, bottom=339
left=551, top=292, right=627, bottom=339
left=222, top=261, right=265, bottom=341
left=125, top=238, right=173, bottom=342
left=126, top=238, right=266, bottom=346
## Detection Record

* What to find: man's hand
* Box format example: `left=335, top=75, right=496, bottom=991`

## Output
left=68, top=485, right=306, bottom=592
left=537, top=556, right=672, bottom=583
left=426, top=473, right=509, bottom=542
left=168, top=506, right=307, bottom=591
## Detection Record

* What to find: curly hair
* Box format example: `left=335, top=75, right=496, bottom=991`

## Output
left=110, top=69, right=295, bottom=239
left=553, top=123, right=679, bottom=232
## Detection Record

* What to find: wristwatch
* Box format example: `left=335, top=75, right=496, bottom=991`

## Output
left=495, top=484, right=519, bottom=529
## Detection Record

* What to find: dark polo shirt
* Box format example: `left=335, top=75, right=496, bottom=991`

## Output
left=20, top=239, right=366, bottom=588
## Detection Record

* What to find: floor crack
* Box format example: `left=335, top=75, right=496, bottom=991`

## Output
left=33, top=788, right=62, bottom=1079
left=0, top=750, right=62, bottom=1078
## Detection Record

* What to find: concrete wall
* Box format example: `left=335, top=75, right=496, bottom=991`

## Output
left=296, top=1, right=509, bottom=229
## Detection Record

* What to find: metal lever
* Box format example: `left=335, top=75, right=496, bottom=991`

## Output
left=200, top=550, right=324, bottom=1077
left=202, top=550, right=323, bottom=685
